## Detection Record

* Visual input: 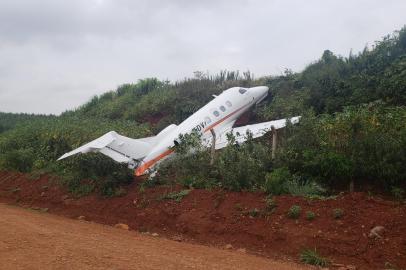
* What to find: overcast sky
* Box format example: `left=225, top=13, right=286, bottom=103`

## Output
left=0, top=0, right=405, bottom=114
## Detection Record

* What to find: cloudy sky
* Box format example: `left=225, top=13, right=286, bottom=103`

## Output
left=0, top=0, right=405, bottom=114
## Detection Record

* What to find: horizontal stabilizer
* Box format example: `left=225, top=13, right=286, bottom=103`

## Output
left=57, top=131, right=156, bottom=163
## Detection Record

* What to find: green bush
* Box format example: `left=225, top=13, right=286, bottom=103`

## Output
left=287, top=205, right=301, bottom=219
left=0, top=148, right=35, bottom=172
left=333, top=208, right=344, bottom=219
left=264, top=167, right=325, bottom=196
left=248, top=208, right=260, bottom=217
left=215, top=136, right=271, bottom=191
left=265, top=196, right=278, bottom=211
left=158, top=131, right=271, bottom=192
left=279, top=104, right=406, bottom=190
left=159, top=190, right=191, bottom=202
left=391, top=186, right=404, bottom=201
left=264, top=167, right=293, bottom=195
left=306, top=211, right=316, bottom=221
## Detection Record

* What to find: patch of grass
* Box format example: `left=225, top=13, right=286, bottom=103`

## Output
left=9, top=187, right=21, bottom=194
left=391, top=186, right=404, bottom=201
left=213, top=192, right=225, bottom=209
left=306, top=211, right=315, bottom=221
left=71, top=184, right=94, bottom=198
left=300, top=248, right=330, bottom=267
left=305, top=194, right=337, bottom=200
left=28, top=207, right=49, bottom=213
left=385, top=262, right=400, bottom=270
left=248, top=208, right=260, bottom=217
left=234, top=203, right=243, bottom=211
left=137, top=196, right=149, bottom=209
left=159, top=189, right=190, bottom=202
left=140, top=177, right=166, bottom=192
left=138, top=226, right=148, bottom=233
left=285, top=180, right=326, bottom=197
left=287, top=205, right=301, bottom=219
left=333, top=208, right=344, bottom=219
left=27, top=170, right=45, bottom=180
left=113, top=187, right=127, bottom=197
left=265, top=196, right=278, bottom=211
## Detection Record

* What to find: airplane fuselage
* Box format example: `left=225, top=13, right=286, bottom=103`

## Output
left=135, top=86, right=269, bottom=175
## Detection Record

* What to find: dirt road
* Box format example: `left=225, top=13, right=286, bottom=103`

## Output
left=0, top=203, right=311, bottom=270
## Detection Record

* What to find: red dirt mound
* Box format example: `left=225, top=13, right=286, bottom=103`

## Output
left=0, top=171, right=405, bottom=269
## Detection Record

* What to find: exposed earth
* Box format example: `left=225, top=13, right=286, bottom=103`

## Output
left=0, top=171, right=405, bottom=269
left=0, top=203, right=311, bottom=270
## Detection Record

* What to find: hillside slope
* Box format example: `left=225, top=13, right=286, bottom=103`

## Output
left=0, top=26, right=405, bottom=195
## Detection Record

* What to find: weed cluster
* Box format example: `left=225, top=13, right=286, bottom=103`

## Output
left=159, top=190, right=191, bottom=202
left=306, top=211, right=315, bottom=221
left=287, top=205, right=301, bottom=219
left=300, top=248, right=330, bottom=267
left=333, top=208, right=344, bottom=219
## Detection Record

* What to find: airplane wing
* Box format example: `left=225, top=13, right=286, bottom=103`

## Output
left=57, top=131, right=156, bottom=164
left=214, top=116, right=300, bottom=150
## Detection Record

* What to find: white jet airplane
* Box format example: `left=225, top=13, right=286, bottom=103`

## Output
left=58, top=86, right=300, bottom=176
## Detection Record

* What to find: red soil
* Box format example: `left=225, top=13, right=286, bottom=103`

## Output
left=0, top=171, right=405, bottom=269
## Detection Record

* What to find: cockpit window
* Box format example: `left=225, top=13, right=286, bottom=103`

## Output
left=204, top=116, right=212, bottom=124
left=220, top=105, right=226, bottom=112
left=239, top=88, right=247, bottom=94
left=213, top=110, right=220, bottom=117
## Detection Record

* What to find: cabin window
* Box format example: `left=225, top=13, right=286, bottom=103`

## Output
left=213, top=110, right=220, bottom=117
left=226, top=101, right=232, bottom=107
left=204, top=116, right=211, bottom=124
left=239, top=88, right=247, bottom=94
left=220, top=105, right=226, bottom=112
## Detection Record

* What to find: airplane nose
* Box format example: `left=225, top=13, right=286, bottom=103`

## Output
left=250, top=86, right=269, bottom=100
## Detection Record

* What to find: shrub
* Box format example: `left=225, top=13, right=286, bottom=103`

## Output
left=248, top=208, right=260, bottom=217
left=215, top=135, right=271, bottom=191
left=264, top=167, right=293, bottom=195
left=279, top=105, right=406, bottom=190
left=284, top=179, right=325, bottom=196
left=159, top=190, right=191, bottom=202
left=300, top=248, right=330, bottom=267
left=234, top=203, right=243, bottom=211
left=391, top=186, right=404, bottom=201
left=306, top=211, right=316, bottom=221
left=0, top=148, right=35, bottom=172
left=287, top=205, right=301, bottom=219
left=158, top=131, right=271, bottom=192
left=265, top=196, right=278, bottom=211
left=264, top=167, right=325, bottom=196
left=333, top=208, right=344, bottom=219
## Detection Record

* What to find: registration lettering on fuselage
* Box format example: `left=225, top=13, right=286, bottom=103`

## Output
left=192, top=121, right=208, bottom=133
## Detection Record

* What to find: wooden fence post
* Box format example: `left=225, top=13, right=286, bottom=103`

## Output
left=271, top=126, right=277, bottom=160
left=210, top=129, right=216, bottom=165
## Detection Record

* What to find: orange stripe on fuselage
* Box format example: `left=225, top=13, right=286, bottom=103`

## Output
left=135, top=148, right=174, bottom=176
left=135, top=102, right=251, bottom=176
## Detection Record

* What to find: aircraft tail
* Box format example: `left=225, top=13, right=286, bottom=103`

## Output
left=58, top=124, right=179, bottom=170
left=58, top=131, right=156, bottom=166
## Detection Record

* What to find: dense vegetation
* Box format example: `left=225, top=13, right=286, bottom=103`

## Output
left=1, top=27, right=405, bottom=197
